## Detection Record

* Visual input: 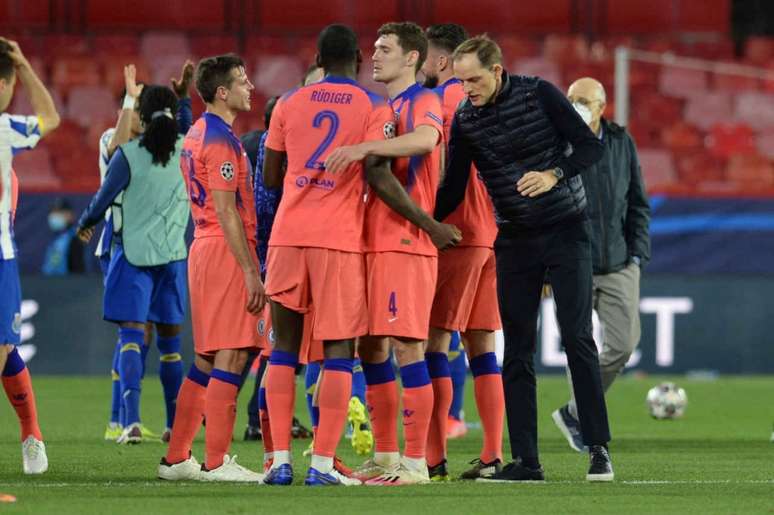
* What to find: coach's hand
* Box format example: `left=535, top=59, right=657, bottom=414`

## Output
left=245, top=270, right=266, bottom=315
left=76, top=226, right=94, bottom=243
left=325, top=144, right=367, bottom=174
left=517, top=170, right=558, bottom=198
left=429, top=222, right=462, bottom=250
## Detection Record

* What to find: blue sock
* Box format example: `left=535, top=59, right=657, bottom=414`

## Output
left=210, top=368, right=242, bottom=387
left=362, top=358, right=396, bottom=386
left=448, top=332, right=467, bottom=420
left=469, top=352, right=500, bottom=377
left=399, top=361, right=431, bottom=388
left=305, top=361, right=322, bottom=428
left=157, top=335, right=184, bottom=430
left=2, top=347, right=25, bottom=376
left=109, top=340, right=121, bottom=425
left=187, top=364, right=210, bottom=387
left=351, top=359, right=366, bottom=404
left=141, top=342, right=150, bottom=379
left=118, top=327, right=144, bottom=427
left=425, top=352, right=451, bottom=380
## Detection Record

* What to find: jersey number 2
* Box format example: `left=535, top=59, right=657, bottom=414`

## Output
left=305, top=110, right=340, bottom=170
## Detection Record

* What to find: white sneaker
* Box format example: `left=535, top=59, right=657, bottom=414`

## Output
left=198, top=455, right=265, bottom=483
left=158, top=455, right=201, bottom=481
left=22, top=436, right=48, bottom=474
left=365, top=457, right=430, bottom=486
left=351, top=457, right=399, bottom=482
left=331, top=468, right=362, bottom=486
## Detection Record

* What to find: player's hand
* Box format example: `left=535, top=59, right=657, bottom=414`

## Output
left=429, top=222, right=462, bottom=250
left=0, top=38, right=30, bottom=70
left=171, top=60, right=194, bottom=99
left=124, top=64, right=142, bottom=99
left=516, top=170, right=558, bottom=198
left=76, top=226, right=94, bottom=243
left=244, top=270, right=266, bottom=315
left=324, top=144, right=367, bottom=174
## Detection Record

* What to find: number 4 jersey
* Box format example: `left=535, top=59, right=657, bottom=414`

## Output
left=181, top=112, right=256, bottom=242
left=265, top=75, right=393, bottom=253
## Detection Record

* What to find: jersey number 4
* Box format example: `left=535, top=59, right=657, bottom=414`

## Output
left=305, top=110, right=340, bottom=170
left=388, top=291, right=398, bottom=317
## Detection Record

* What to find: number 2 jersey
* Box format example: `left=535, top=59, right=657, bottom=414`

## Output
left=181, top=112, right=256, bottom=243
left=265, top=75, right=393, bottom=253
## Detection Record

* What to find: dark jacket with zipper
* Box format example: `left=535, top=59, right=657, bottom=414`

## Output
left=435, top=73, right=604, bottom=234
left=582, top=118, right=651, bottom=274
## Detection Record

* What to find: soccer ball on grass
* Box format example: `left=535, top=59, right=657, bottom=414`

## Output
left=646, top=382, right=687, bottom=420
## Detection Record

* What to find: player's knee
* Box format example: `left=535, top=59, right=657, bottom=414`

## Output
left=155, top=323, right=181, bottom=338
left=462, top=329, right=495, bottom=358
left=426, top=327, right=452, bottom=354
left=323, top=339, right=354, bottom=360
left=393, top=339, right=424, bottom=367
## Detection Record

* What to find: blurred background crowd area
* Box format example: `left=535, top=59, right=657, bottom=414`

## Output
left=3, top=0, right=774, bottom=196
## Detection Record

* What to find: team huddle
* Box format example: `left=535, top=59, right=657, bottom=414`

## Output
left=1, top=18, right=615, bottom=485
left=148, top=21, right=505, bottom=486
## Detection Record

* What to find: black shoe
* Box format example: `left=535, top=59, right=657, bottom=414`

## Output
left=243, top=425, right=262, bottom=441
left=586, top=445, right=614, bottom=482
left=460, top=458, right=503, bottom=480
left=475, top=458, right=544, bottom=482
left=552, top=405, right=587, bottom=453
left=428, top=459, right=450, bottom=482
left=291, top=417, right=312, bottom=439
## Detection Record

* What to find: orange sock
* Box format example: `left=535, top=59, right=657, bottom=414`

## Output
left=2, top=368, right=42, bottom=441
left=313, top=361, right=353, bottom=458
left=165, top=371, right=208, bottom=464
left=400, top=361, right=433, bottom=460
left=470, top=353, right=505, bottom=463
left=427, top=377, right=452, bottom=466
left=265, top=351, right=298, bottom=454
left=258, top=386, right=273, bottom=454
left=365, top=381, right=399, bottom=453
left=204, top=370, right=240, bottom=470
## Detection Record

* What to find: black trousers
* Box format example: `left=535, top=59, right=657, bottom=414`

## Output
left=495, top=218, right=610, bottom=460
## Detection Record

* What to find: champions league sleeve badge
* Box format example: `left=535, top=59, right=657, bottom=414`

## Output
left=220, top=161, right=235, bottom=181
left=383, top=121, right=396, bottom=139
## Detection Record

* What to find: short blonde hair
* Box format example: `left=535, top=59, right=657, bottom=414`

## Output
left=452, top=34, right=503, bottom=68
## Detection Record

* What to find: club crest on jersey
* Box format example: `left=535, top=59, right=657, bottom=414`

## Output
left=383, top=121, right=396, bottom=139
left=220, top=161, right=235, bottom=181
left=269, top=329, right=276, bottom=344
left=257, top=319, right=265, bottom=336
left=11, top=313, right=21, bottom=334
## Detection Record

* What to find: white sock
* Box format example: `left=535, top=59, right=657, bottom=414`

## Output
left=311, top=455, right=334, bottom=473
left=375, top=451, right=400, bottom=467
left=263, top=452, right=274, bottom=463
left=273, top=450, right=291, bottom=467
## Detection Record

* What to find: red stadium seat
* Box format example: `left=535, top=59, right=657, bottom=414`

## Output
left=252, top=55, right=304, bottom=97
left=659, top=66, right=708, bottom=98
left=512, top=58, right=562, bottom=89
left=0, top=0, right=50, bottom=29
left=430, top=1, right=572, bottom=34
left=604, top=0, right=728, bottom=34
left=637, top=148, right=677, bottom=188
left=146, top=55, right=191, bottom=89
left=189, top=35, right=240, bottom=59
left=141, top=32, right=191, bottom=62
left=498, top=36, right=542, bottom=62
left=684, top=91, right=733, bottom=130
left=66, top=86, right=116, bottom=129
left=543, top=34, right=589, bottom=64
left=661, top=122, right=703, bottom=152
left=92, top=35, right=141, bottom=58
left=756, top=129, right=774, bottom=160
left=744, top=37, right=774, bottom=66
left=86, top=0, right=223, bottom=30
left=13, top=146, right=61, bottom=191
left=52, top=57, right=102, bottom=95
left=674, top=151, right=726, bottom=186
left=706, top=124, right=756, bottom=159
left=10, top=84, right=64, bottom=116
left=726, top=154, right=774, bottom=186
left=734, top=92, right=774, bottom=131
left=41, top=34, right=90, bottom=58
left=712, top=71, right=760, bottom=93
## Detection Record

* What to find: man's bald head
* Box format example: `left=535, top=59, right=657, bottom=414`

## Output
left=567, top=77, right=606, bottom=132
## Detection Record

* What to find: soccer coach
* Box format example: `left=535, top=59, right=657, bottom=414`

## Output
left=434, top=35, right=613, bottom=482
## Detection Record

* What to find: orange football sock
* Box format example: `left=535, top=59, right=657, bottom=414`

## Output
left=204, top=370, right=240, bottom=470
left=313, top=361, right=353, bottom=458
left=265, top=352, right=298, bottom=454
left=2, top=368, right=42, bottom=441
left=165, top=375, right=207, bottom=464
left=427, top=376, right=452, bottom=466
left=474, top=373, right=505, bottom=463
left=400, top=361, right=433, bottom=460
left=365, top=381, right=399, bottom=453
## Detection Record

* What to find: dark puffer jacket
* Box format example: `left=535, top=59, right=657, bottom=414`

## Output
left=436, top=74, right=604, bottom=233
left=582, top=118, right=651, bottom=274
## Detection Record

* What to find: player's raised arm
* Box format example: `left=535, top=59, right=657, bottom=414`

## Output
left=107, top=64, right=143, bottom=159
left=1, top=38, right=59, bottom=136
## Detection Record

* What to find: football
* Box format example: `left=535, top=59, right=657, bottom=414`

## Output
left=646, top=382, right=688, bottom=419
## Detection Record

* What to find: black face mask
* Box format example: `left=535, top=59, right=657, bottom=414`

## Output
left=423, top=75, right=439, bottom=89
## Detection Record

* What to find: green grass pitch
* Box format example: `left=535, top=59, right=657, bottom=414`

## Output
left=0, top=374, right=772, bottom=514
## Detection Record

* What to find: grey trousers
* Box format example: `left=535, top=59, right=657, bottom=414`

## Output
left=568, top=262, right=641, bottom=419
